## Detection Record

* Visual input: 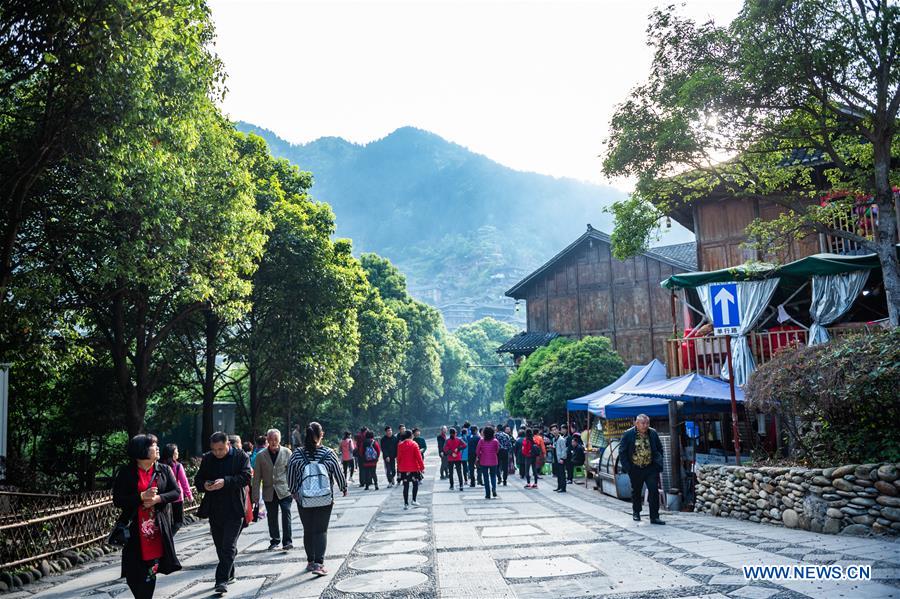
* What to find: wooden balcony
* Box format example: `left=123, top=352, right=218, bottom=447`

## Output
left=664, top=325, right=880, bottom=378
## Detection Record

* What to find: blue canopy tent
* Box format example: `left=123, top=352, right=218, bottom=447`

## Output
left=564, top=359, right=666, bottom=452
left=565, top=365, right=644, bottom=411
left=603, top=373, right=748, bottom=500
left=603, top=373, right=745, bottom=419
left=586, top=359, right=668, bottom=417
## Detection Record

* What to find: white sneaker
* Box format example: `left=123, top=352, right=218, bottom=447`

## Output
left=411, top=501, right=420, bottom=507
left=403, top=504, right=409, bottom=510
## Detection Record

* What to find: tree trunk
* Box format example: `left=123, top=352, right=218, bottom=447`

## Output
left=873, top=135, right=900, bottom=326
left=125, top=387, right=144, bottom=438
left=201, top=310, right=219, bottom=451
left=249, top=358, right=260, bottom=437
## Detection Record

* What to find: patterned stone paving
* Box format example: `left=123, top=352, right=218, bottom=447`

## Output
left=16, top=452, right=900, bottom=598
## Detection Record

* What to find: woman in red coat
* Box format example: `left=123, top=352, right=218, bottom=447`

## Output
left=442, top=427, right=467, bottom=491
left=397, top=430, right=425, bottom=509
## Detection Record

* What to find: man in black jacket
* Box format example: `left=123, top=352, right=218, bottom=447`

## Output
left=618, top=414, right=665, bottom=525
left=380, top=426, right=399, bottom=487
left=195, top=431, right=252, bottom=594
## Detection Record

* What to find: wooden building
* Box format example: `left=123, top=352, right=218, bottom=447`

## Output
left=500, top=225, right=697, bottom=366
left=664, top=150, right=900, bottom=272
left=666, top=191, right=822, bottom=272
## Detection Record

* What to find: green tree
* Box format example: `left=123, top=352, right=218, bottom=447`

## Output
left=229, top=134, right=366, bottom=435
left=346, top=286, right=409, bottom=422
left=41, top=74, right=266, bottom=436
left=506, top=337, right=624, bottom=423
left=454, top=318, right=518, bottom=417
left=504, top=337, right=573, bottom=417
left=438, top=332, right=477, bottom=421
left=602, top=0, right=900, bottom=324
left=361, top=253, right=445, bottom=424
left=0, top=1, right=218, bottom=305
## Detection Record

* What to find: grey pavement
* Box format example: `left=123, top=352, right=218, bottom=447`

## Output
left=16, top=454, right=900, bottom=598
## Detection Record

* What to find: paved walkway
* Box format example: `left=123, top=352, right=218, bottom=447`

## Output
left=16, top=454, right=900, bottom=598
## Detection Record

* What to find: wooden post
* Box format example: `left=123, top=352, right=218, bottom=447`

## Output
left=724, top=335, right=742, bottom=464
left=670, top=290, right=678, bottom=338
left=667, top=398, right=681, bottom=494
left=586, top=411, right=591, bottom=450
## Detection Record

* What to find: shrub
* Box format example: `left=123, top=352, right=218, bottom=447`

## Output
left=505, top=336, right=625, bottom=424
left=745, top=328, right=900, bottom=465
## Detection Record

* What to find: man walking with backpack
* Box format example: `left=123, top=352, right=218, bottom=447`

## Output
left=287, top=421, right=347, bottom=577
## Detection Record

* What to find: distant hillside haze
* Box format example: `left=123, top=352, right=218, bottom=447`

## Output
left=234, top=121, right=690, bottom=327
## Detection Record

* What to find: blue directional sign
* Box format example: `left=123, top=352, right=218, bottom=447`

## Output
left=710, top=283, right=740, bottom=335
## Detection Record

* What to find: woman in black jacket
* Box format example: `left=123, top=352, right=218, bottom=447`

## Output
left=112, top=434, right=182, bottom=598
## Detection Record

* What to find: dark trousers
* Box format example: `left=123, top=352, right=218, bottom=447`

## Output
left=384, top=457, right=396, bottom=484
left=497, top=450, right=509, bottom=483
left=264, top=494, right=293, bottom=545
left=297, top=503, right=333, bottom=565
left=343, top=459, right=355, bottom=479
left=402, top=478, right=419, bottom=504
left=439, top=453, right=449, bottom=478
left=517, top=455, right=526, bottom=478
left=125, top=561, right=156, bottom=599
left=566, top=460, right=576, bottom=482
left=210, top=515, right=244, bottom=585
left=556, top=461, right=567, bottom=491
left=363, top=466, right=378, bottom=489
left=480, top=465, right=497, bottom=498
left=629, top=466, right=660, bottom=519
left=449, top=461, right=465, bottom=488
left=467, top=457, right=481, bottom=485
left=171, top=501, right=184, bottom=535
left=525, top=457, right=539, bottom=484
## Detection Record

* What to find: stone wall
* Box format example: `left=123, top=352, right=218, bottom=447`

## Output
left=694, top=462, right=900, bottom=536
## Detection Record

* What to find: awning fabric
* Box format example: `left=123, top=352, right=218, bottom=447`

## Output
left=661, top=251, right=887, bottom=290
left=585, top=360, right=668, bottom=416
left=566, top=365, right=644, bottom=411
left=602, top=373, right=745, bottom=419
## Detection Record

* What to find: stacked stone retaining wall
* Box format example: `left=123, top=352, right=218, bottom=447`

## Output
left=694, top=462, right=900, bottom=536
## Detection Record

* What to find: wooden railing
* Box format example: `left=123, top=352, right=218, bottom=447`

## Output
left=665, top=326, right=878, bottom=378
left=0, top=489, right=199, bottom=572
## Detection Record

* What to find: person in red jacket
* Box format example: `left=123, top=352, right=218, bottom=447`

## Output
left=397, top=430, right=425, bottom=509
left=522, top=429, right=541, bottom=489
left=442, top=427, right=467, bottom=491
left=361, top=430, right=380, bottom=491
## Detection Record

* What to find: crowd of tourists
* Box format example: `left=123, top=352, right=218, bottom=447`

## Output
left=110, top=414, right=667, bottom=597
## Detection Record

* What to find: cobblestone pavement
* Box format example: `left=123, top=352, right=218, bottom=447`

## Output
left=18, top=454, right=900, bottom=598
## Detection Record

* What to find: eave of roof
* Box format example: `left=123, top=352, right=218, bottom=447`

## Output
left=505, top=225, right=696, bottom=299
left=496, top=331, right=560, bottom=354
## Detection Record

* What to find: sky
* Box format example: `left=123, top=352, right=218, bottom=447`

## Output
left=209, top=0, right=743, bottom=191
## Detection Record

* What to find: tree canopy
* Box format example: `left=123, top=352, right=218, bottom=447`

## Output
left=505, top=336, right=625, bottom=424
left=602, top=0, right=900, bottom=324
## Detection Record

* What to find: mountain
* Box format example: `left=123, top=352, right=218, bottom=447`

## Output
left=235, top=122, right=691, bottom=328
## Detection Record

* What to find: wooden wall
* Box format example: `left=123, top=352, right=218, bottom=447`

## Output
left=523, top=239, right=687, bottom=367
left=695, top=197, right=821, bottom=271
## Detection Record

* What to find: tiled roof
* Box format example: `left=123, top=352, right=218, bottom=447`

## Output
left=779, top=147, right=830, bottom=167
left=496, top=331, right=560, bottom=355
left=506, top=225, right=697, bottom=298
left=646, top=242, right=697, bottom=271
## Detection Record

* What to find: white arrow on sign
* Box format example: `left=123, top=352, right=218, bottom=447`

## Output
left=714, top=287, right=736, bottom=326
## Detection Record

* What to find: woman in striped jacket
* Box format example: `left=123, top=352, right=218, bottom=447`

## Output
left=287, top=422, right=347, bottom=577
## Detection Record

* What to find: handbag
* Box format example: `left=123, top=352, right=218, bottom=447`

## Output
left=109, top=469, right=158, bottom=546
left=108, top=514, right=133, bottom=546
